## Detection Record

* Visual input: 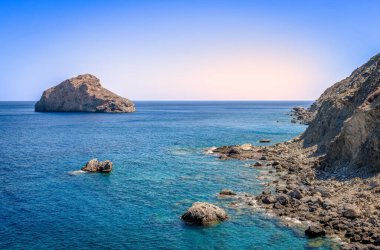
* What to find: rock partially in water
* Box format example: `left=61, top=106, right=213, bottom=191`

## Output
left=181, top=202, right=228, bottom=225
left=81, top=159, right=113, bottom=173
left=35, top=74, right=135, bottom=113
left=219, top=189, right=236, bottom=196
left=305, top=225, right=326, bottom=238
left=259, top=139, right=271, bottom=143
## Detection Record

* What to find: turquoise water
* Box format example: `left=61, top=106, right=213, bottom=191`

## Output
left=0, top=101, right=336, bottom=249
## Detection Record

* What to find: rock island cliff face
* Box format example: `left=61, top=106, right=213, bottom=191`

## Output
left=302, top=53, right=380, bottom=176
left=35, top=74, right=135, bottom=113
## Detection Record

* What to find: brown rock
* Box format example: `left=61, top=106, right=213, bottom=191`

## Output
left=81, top=159, right=113, bottom=173
left=181, top=202, right=228, bottom=225
left=35, top=74, right=135, bottom=113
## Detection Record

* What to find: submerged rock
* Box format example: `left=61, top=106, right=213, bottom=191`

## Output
left=35, top=74, right=135, bottom=113
left=181, top=202, right=228, bottom=225
left=259, top=139, right=271, bottom=143
left=219, top=189, right=236, bottom=196
left=81, top=159, right=113, bottom=173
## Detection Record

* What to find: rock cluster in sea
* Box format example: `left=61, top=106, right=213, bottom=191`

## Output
left=35, top=74, right=135, bottom=113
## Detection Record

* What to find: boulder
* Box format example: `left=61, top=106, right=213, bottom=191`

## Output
left=289, top=189, right=304, bottom=200
left=262, top=195, right=276, bottom=204
left=343, top=205, right=361, bottom=218
left=181, top=202, right=228, bottom=225
left=276, top=194, right=289, bottom=205
left=35, top=74, right=135, bottom=113
left=81, top=159, right=113, bottom=173
left=253, top=161, right=263, bottom=167
left=305, top=225, right=326, bottom=238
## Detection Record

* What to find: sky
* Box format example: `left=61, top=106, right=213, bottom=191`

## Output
left=0, top=0, right=379, bottom=101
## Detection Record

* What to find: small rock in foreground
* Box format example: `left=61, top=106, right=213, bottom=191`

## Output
left=181, top=202, right=228, bottom=225
left=81, top=159, right=113, bottom=173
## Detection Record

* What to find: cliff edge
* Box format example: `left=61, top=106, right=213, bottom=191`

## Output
left=302, top=53, right=380, bottom=176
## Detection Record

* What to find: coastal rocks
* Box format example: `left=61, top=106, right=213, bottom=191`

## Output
left=219, top=189, right=236, bottom=196
left=301, top=53, right=380, bottom=175
left=81, top=159, right=113, bottom=173
left=290, top=107, right=314, bottom=125
left=35, top=74, right=135, bottom=113
left=342, top=205, right=361, bottom=218
left=305, top=225, right=326, bottom=238
left=210, top=141, right=380, bottom=248
left=289, top=189, right=304, bottom=200
left=181, top=202, right=228, bottom=225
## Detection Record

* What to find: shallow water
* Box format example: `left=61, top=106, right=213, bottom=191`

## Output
left=0, top=101, right=338, bottom=249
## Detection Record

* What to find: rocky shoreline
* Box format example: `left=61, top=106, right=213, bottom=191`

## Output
left=209, top=142, right=380, bottom=249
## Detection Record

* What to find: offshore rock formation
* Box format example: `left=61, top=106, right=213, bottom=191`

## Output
left=302, top=53, right=380, bottom=176
left=81, top=159, right=113, bottom=173
left=181, top=202, right=228, bottom=225
left=35, top=74, right=135, bottom=113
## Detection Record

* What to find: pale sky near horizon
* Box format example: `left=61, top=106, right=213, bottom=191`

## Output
left=0, top=0, right=379, bottom=101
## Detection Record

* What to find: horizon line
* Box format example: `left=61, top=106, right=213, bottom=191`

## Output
left=0, top=99, right=314, bottom=102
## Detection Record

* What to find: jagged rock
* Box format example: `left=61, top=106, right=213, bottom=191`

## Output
left=181, top=202, right=228, bottom=225
left=81, top=159, right=113, bottom=172
left=35, top=74, right=135, bottom=113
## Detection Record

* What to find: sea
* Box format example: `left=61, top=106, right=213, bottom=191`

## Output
left=0, top=101, right=340, bottom=249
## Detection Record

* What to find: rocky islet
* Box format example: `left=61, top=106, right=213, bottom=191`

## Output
left=35, top=74, right=135, bottom=113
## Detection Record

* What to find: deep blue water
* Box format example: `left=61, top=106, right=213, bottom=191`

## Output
left=0, top=101, right=338, bottom=249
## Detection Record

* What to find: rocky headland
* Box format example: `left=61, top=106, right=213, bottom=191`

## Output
left=35, top=74, right=135, bottom=113
left=210, top=53, right=380, bottom=249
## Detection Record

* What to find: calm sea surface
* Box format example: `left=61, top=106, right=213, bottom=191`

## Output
left=0, top=101, right=338, bottom=249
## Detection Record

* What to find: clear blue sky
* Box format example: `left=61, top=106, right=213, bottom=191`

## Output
left=0, top=0, right=379, bottom=101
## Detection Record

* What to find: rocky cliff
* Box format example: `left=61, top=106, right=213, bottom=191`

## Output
left=302, top=53, right=380, bottom=176
left=35, top=74, right=135, bottom=113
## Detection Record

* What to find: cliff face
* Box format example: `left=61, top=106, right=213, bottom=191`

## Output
left=35, top=74, right=135, bottom=113
left=302, top=53, right=380, bottom=176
